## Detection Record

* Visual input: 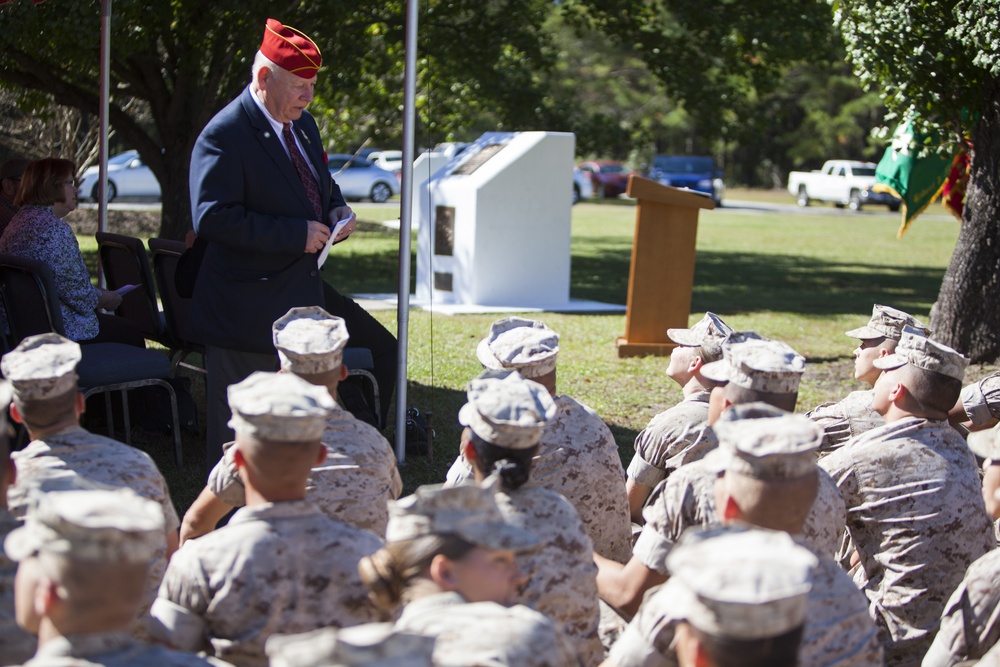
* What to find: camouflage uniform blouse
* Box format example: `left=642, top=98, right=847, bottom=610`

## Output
left=151, top=500, right=384, bottom=667
left=608, top=543, right=884, bottom=667
left=395, top=592, right=581, bottom=667
left=447, top=394, right=632, bottom=563
left=0, top=508, right=36, bottom=666
left=627, top=392, right=717, bottom=489
left=633, top=459, right=847, bottom=573
left=494, top=483, right=605, bottom=666
left=922, top=548, right=1000, bottom=667
left=207, top=407, right=402, bottom=536
left=819, top=417, right=995, bottom=666
left=806, top=389, right=884, bottom=453
left=8, top=426, right=180, bottom=638
left=21, top=631, right=231, bottom=666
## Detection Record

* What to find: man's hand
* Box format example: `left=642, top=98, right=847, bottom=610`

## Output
left=330, top=205, right=356, bottom=242
left=305, top=220, right=332, bottom=254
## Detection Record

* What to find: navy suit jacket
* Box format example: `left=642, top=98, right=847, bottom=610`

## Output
left=188, top=86, right=346, bottom=354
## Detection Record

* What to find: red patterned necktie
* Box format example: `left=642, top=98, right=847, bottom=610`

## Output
left=283, top=122, right=323, bottom=220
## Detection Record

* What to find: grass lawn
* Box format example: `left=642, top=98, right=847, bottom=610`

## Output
left=70, top=195, right=986, bottom=516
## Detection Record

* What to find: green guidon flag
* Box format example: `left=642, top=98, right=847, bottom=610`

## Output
left=873, top=118, right=954, bottom=237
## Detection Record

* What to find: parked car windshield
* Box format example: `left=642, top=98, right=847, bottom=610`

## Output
left=653, top=156, right=714, bottom=173
left=853, top=167, right=877, bottom=177
left=600, top=164, right=628, bottom=174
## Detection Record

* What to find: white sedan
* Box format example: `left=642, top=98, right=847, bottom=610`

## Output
left=79, top=150, right=160, bottom=202
left=328, top=154, right=400, bottom=203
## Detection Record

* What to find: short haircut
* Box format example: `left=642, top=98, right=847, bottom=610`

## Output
left=723, top=470, right=818, bottom=534
left=38, top=553, right=147, bottom=621
left=252, top=50, right=279, bottom=81
left=901, top=365, right=963, bottom=415
left=692, top=623, right=804, bottom=667
left=14, top=390, right=77, bottom=429
left=15, top=158, right=75, bottom=207
left=236, top=433, right=322, bottom=488
left=723, top=383, right=798, bottom=413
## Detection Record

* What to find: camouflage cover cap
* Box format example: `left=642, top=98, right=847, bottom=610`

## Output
left=266, top=624, right=435, bottom=667
left=700, top=332, right=805, bottom=393
left=476, top=316, right=559, bottom=378
left=1, top=333, right=81, bottom=400
left=667, top=312, right=734, bottom=361
left=665, top=525, right=816, bottom=640
left=0, top=379, right=11, bottom=431
left=272, top=306, right=349, bottom=374
left=5, top=488, right=164, bottom=564
left=227, top=371, right=335, bottom=442
left=386, top=483, right=539, bottom=552
left=458, top=369, right=556, bottom=449
left=960, top=372, right=1000, bottom=426
left=966, top=424, right=1000, bottom=460
left=706, top=403, right=822, bottom=480
left=872, top=326, right=969, bottom=381
left=846, top=304, right=930, bottom=341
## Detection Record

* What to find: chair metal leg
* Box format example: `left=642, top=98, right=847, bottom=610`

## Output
left=122, top=389, right=132, bottom=446
left=103, top=389, right=115, bottom=440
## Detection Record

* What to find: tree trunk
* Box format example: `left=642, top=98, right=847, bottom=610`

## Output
left=931, top=75, right=1000, bottom=362
left=157, top=143, right=196, bottom=241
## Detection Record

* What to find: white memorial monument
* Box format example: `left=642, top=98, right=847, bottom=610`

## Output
left=416, top=131, right=574, bottom=310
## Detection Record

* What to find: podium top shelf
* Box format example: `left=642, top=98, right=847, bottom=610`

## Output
left=626, top=175, right=717, bottom=210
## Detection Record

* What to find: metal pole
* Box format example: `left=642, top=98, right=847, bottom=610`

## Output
left=394, top=0, right=419, bottom=463
left=98, top=0, right=110, bottom=238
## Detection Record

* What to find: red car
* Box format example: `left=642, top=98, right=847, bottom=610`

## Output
left=576, top=160, right=633, bottom=198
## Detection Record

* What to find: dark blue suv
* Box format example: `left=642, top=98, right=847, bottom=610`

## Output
left=647, top=155, right=723, bottom=205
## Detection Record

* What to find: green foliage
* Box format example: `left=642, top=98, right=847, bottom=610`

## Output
left=833, top=0, right=999, bottom=147
left=561, top=0, right=841, bottom=143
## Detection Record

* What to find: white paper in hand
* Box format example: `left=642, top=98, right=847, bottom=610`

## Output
left=114, top=284, right=140, bottom=296
left=317, top=213, right=354, bottom=268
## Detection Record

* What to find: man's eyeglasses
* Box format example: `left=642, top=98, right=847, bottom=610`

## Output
left=62, top=178, right=81, bottom=188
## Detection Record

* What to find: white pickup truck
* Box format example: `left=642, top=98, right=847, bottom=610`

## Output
left=787, top=160, right=900, bottom=211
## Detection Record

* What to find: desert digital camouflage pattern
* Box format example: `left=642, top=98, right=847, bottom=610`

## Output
left=208, top=407, right=401, bottom=536
left=395, top=592, right=580, bottom=667
left=820, top=417, right=995, bottom=665
left=922, top=548, right=1000, bottom=667
left=961, top=371, right=1000, bottom=426
left=807, top=389, right=884, bottom=453
left=152, top=500, right=384, bottom=667
left=634, top=460, right=846, bottom=573
left=447, top=394, right=631, bottom=562
left=627, top=392, right=717, bottom=489
left=608, top=546, right=883, bottom=667
left=0, top=508, right=35, bottom=665
left=20, top=631, right=230, bottom=666
left=8, top=426, right=178, bottom=638
left=493, top=483, right=604, bottom=665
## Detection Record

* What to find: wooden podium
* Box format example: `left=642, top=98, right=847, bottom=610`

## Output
left=616, top=175, right=715, bottom=357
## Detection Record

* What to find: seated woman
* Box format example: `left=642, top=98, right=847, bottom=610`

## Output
left=0, top=158, right=143, bottom=347
left=457, top=369, right=607, bottom=664
left=358, top=483, right=580, bottom=666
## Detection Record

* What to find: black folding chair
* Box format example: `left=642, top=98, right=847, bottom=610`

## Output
left=0, top=254, right=183, bottom=465
left=147, top=238, right=206, bottom=374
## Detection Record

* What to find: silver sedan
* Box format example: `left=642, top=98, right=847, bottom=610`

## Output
left=328, top=154, right=400, bottom=203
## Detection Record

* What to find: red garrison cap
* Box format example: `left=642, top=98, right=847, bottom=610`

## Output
left=260, top=18, right=322, bottom=78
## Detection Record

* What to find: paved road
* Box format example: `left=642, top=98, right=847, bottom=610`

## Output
left=81, top=199, right=954, bottom=223
left=719, top=198, right=952, bottom=221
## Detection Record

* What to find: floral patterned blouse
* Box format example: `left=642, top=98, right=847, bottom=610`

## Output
left=0, top=204, right=100, bottom=341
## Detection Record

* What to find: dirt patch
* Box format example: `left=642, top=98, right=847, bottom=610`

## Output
left=64, top=208, right=162, bottom=237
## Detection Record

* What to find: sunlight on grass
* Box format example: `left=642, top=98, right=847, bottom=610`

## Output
left=75, top=197, right=979, bottom=497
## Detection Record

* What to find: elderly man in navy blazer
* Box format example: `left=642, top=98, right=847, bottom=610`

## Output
left=189, top=18, right=391, bottom=463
